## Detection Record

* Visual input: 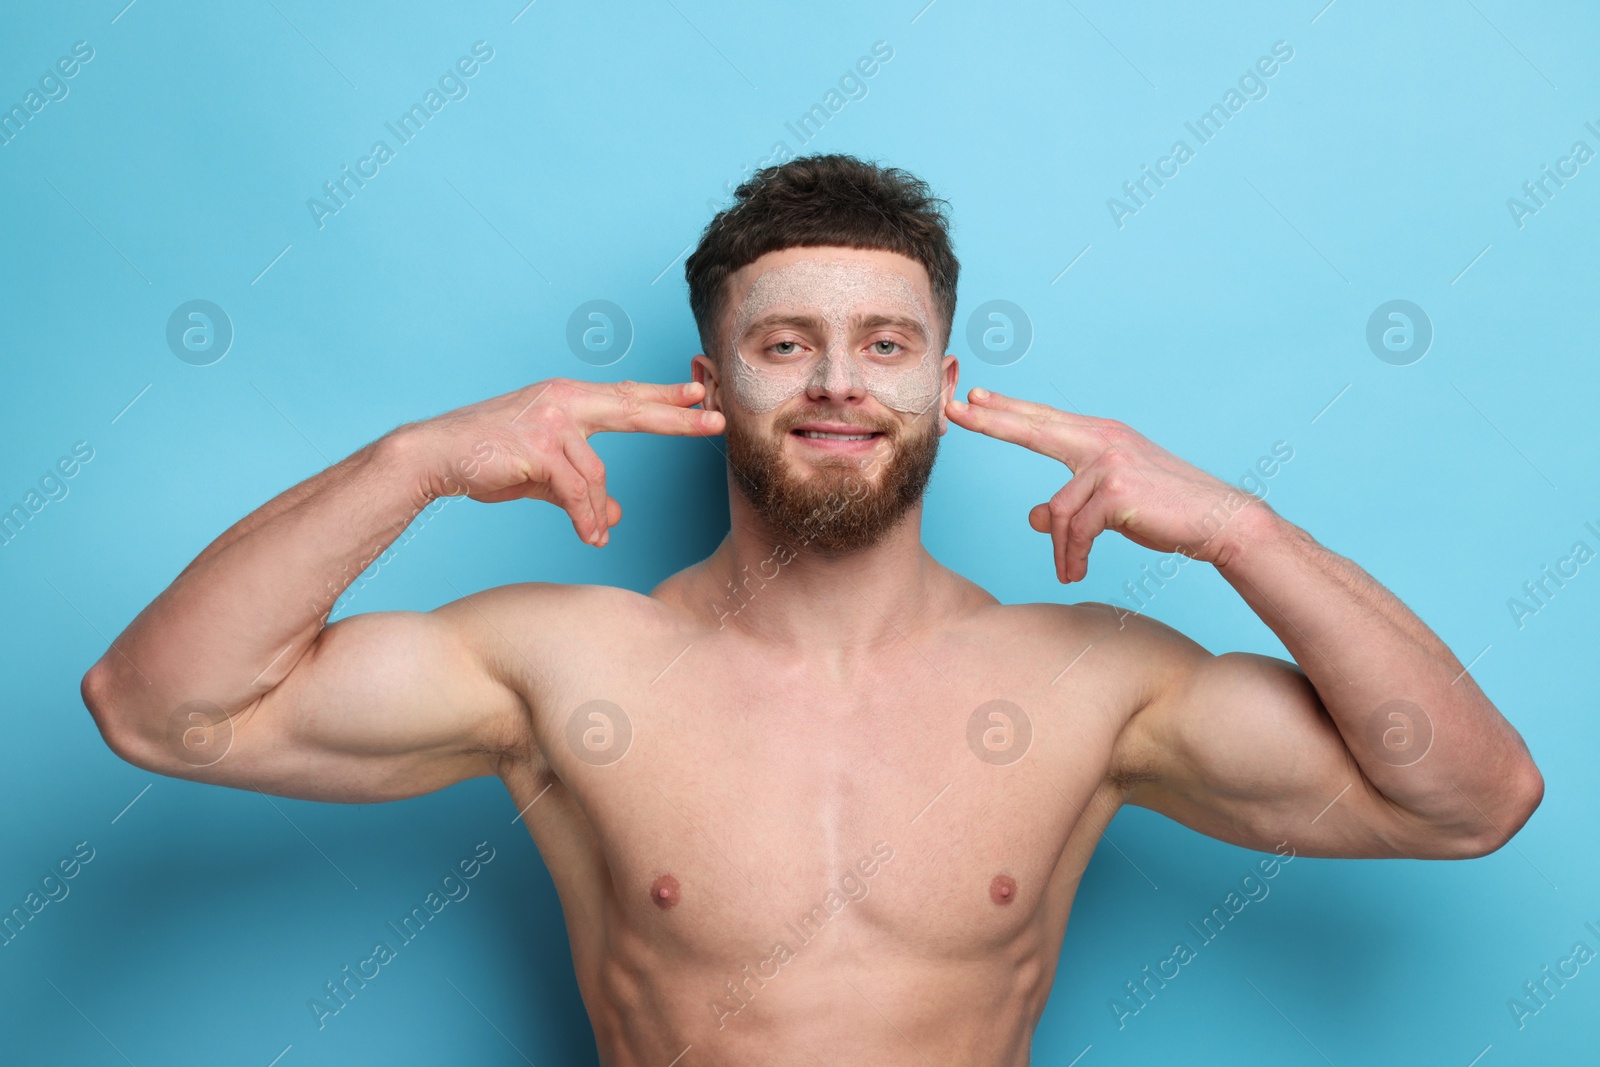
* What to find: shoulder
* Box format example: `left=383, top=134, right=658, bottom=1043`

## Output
left=972, top=598, right=1208, bottom=670
left=440, top=579, right=670, bottom=618
left=429, top=580, right=706, bottom=769
left=434, top=578, right=726, bottom=687
left=436, top=580, right=696, bottom=652
left=976, top=600, right=1215, bottom=787
left=951, top=597, right=1206, bottom=708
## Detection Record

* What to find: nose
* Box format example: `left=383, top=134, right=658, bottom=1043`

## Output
left=804, top=343, right=867, bottom=402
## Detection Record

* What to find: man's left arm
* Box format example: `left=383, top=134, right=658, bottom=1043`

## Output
left=947, top=387, right=1543, bottom=860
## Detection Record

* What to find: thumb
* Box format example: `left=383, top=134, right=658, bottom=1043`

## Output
left=1028, top=503, right=1051, bottom=533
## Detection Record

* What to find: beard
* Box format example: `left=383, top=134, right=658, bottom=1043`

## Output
left=723, top=402, right=941, bottom=554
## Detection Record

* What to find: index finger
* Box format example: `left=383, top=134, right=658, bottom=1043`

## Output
left=574, top=379, right=708, bottom=406
left=945, top=388, right=1102, bottom=470
left=573, top=381, right=726, bottom=437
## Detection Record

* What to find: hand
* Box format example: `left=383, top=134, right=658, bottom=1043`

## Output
left=945, top=387, right=1270, bottom=583
left=398, top=378, right=724, bottom=546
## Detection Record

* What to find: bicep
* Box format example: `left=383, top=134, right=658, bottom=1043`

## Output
left=176, top=601, right=531, bottom=803
left=1111, top=626, right=1437, bottom=859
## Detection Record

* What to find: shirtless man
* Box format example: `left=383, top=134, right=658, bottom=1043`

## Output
left=81, top=154, right=1542, bottom=1066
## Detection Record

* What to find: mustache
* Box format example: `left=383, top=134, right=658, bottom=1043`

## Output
left=770, top=407, right=898, bottom=436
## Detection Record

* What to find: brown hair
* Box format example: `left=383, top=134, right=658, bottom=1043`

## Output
left=685, top=153, right=959, bottom=361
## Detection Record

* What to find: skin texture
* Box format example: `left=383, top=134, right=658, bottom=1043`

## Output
left=81, top=245, right=1543, bottom=1066
left=725, top=258, right=943, bottom=415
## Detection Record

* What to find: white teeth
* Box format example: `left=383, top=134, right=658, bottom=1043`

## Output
left=799, top=430, right=875, bottom=440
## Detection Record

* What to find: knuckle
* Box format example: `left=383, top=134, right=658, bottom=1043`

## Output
left=1093, top=450, right=1128, bottom=479
left=1023, top=414, right=1049, bottom=445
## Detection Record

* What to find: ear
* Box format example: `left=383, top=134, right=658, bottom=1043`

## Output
left=691, top=352, right=723, bottom=414
left=936, top=354, right=960, bottom=436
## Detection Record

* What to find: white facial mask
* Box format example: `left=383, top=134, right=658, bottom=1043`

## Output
left=725, top=259, right=943, bottom=415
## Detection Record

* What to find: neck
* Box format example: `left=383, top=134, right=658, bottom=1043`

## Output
left=699, top=481, right=945, bottom=653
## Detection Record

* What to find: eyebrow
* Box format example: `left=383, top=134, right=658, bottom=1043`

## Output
left=742, top=311, right=928, bottom=341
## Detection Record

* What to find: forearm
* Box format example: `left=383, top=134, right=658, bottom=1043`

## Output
left=1214, top=504, right=1540, bottom=836
left=85, top=427, right=440, bottom=729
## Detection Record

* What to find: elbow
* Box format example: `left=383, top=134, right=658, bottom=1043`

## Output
left=1452, top=759, right=1544, bottom=860
left=81, top=662, right=118, bottom=746
left=1505, top=759, right=1545, bottom=840
left=80, top=662, right=160, bottom=772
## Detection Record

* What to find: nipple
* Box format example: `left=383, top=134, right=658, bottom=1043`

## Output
left=651, top=873, right=681, bottom=910
left=990, top=873, right=1017, bottom=906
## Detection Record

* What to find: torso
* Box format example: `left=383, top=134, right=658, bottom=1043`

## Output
left=489, top=567, right=1156, bottom=1067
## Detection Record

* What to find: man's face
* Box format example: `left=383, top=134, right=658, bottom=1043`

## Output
left=695, top=246, right=957, bottom=553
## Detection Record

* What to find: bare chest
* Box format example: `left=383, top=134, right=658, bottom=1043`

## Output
left=517, top=629, right=1131, bottom=960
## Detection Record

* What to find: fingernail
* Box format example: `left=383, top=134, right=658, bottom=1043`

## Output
left=949, top=399, right=968, bottom=412
left=970, top=387, right=989, bottom=401
left=601, top=530, right=610, bottom=546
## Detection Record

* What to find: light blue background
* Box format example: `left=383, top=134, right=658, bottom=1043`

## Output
left=2, top=0, right=1596, bottom=1063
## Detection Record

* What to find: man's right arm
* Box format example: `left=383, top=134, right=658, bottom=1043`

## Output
left=79, top=378, right=723, bottom=802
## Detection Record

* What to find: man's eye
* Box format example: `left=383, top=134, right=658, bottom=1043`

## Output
left=871, top=340, right=902, bottom=356
left=772, top=341, right=802, bottom=356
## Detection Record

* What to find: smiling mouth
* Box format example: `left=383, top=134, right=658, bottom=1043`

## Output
left=793, top=430, right=881, bottom=441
